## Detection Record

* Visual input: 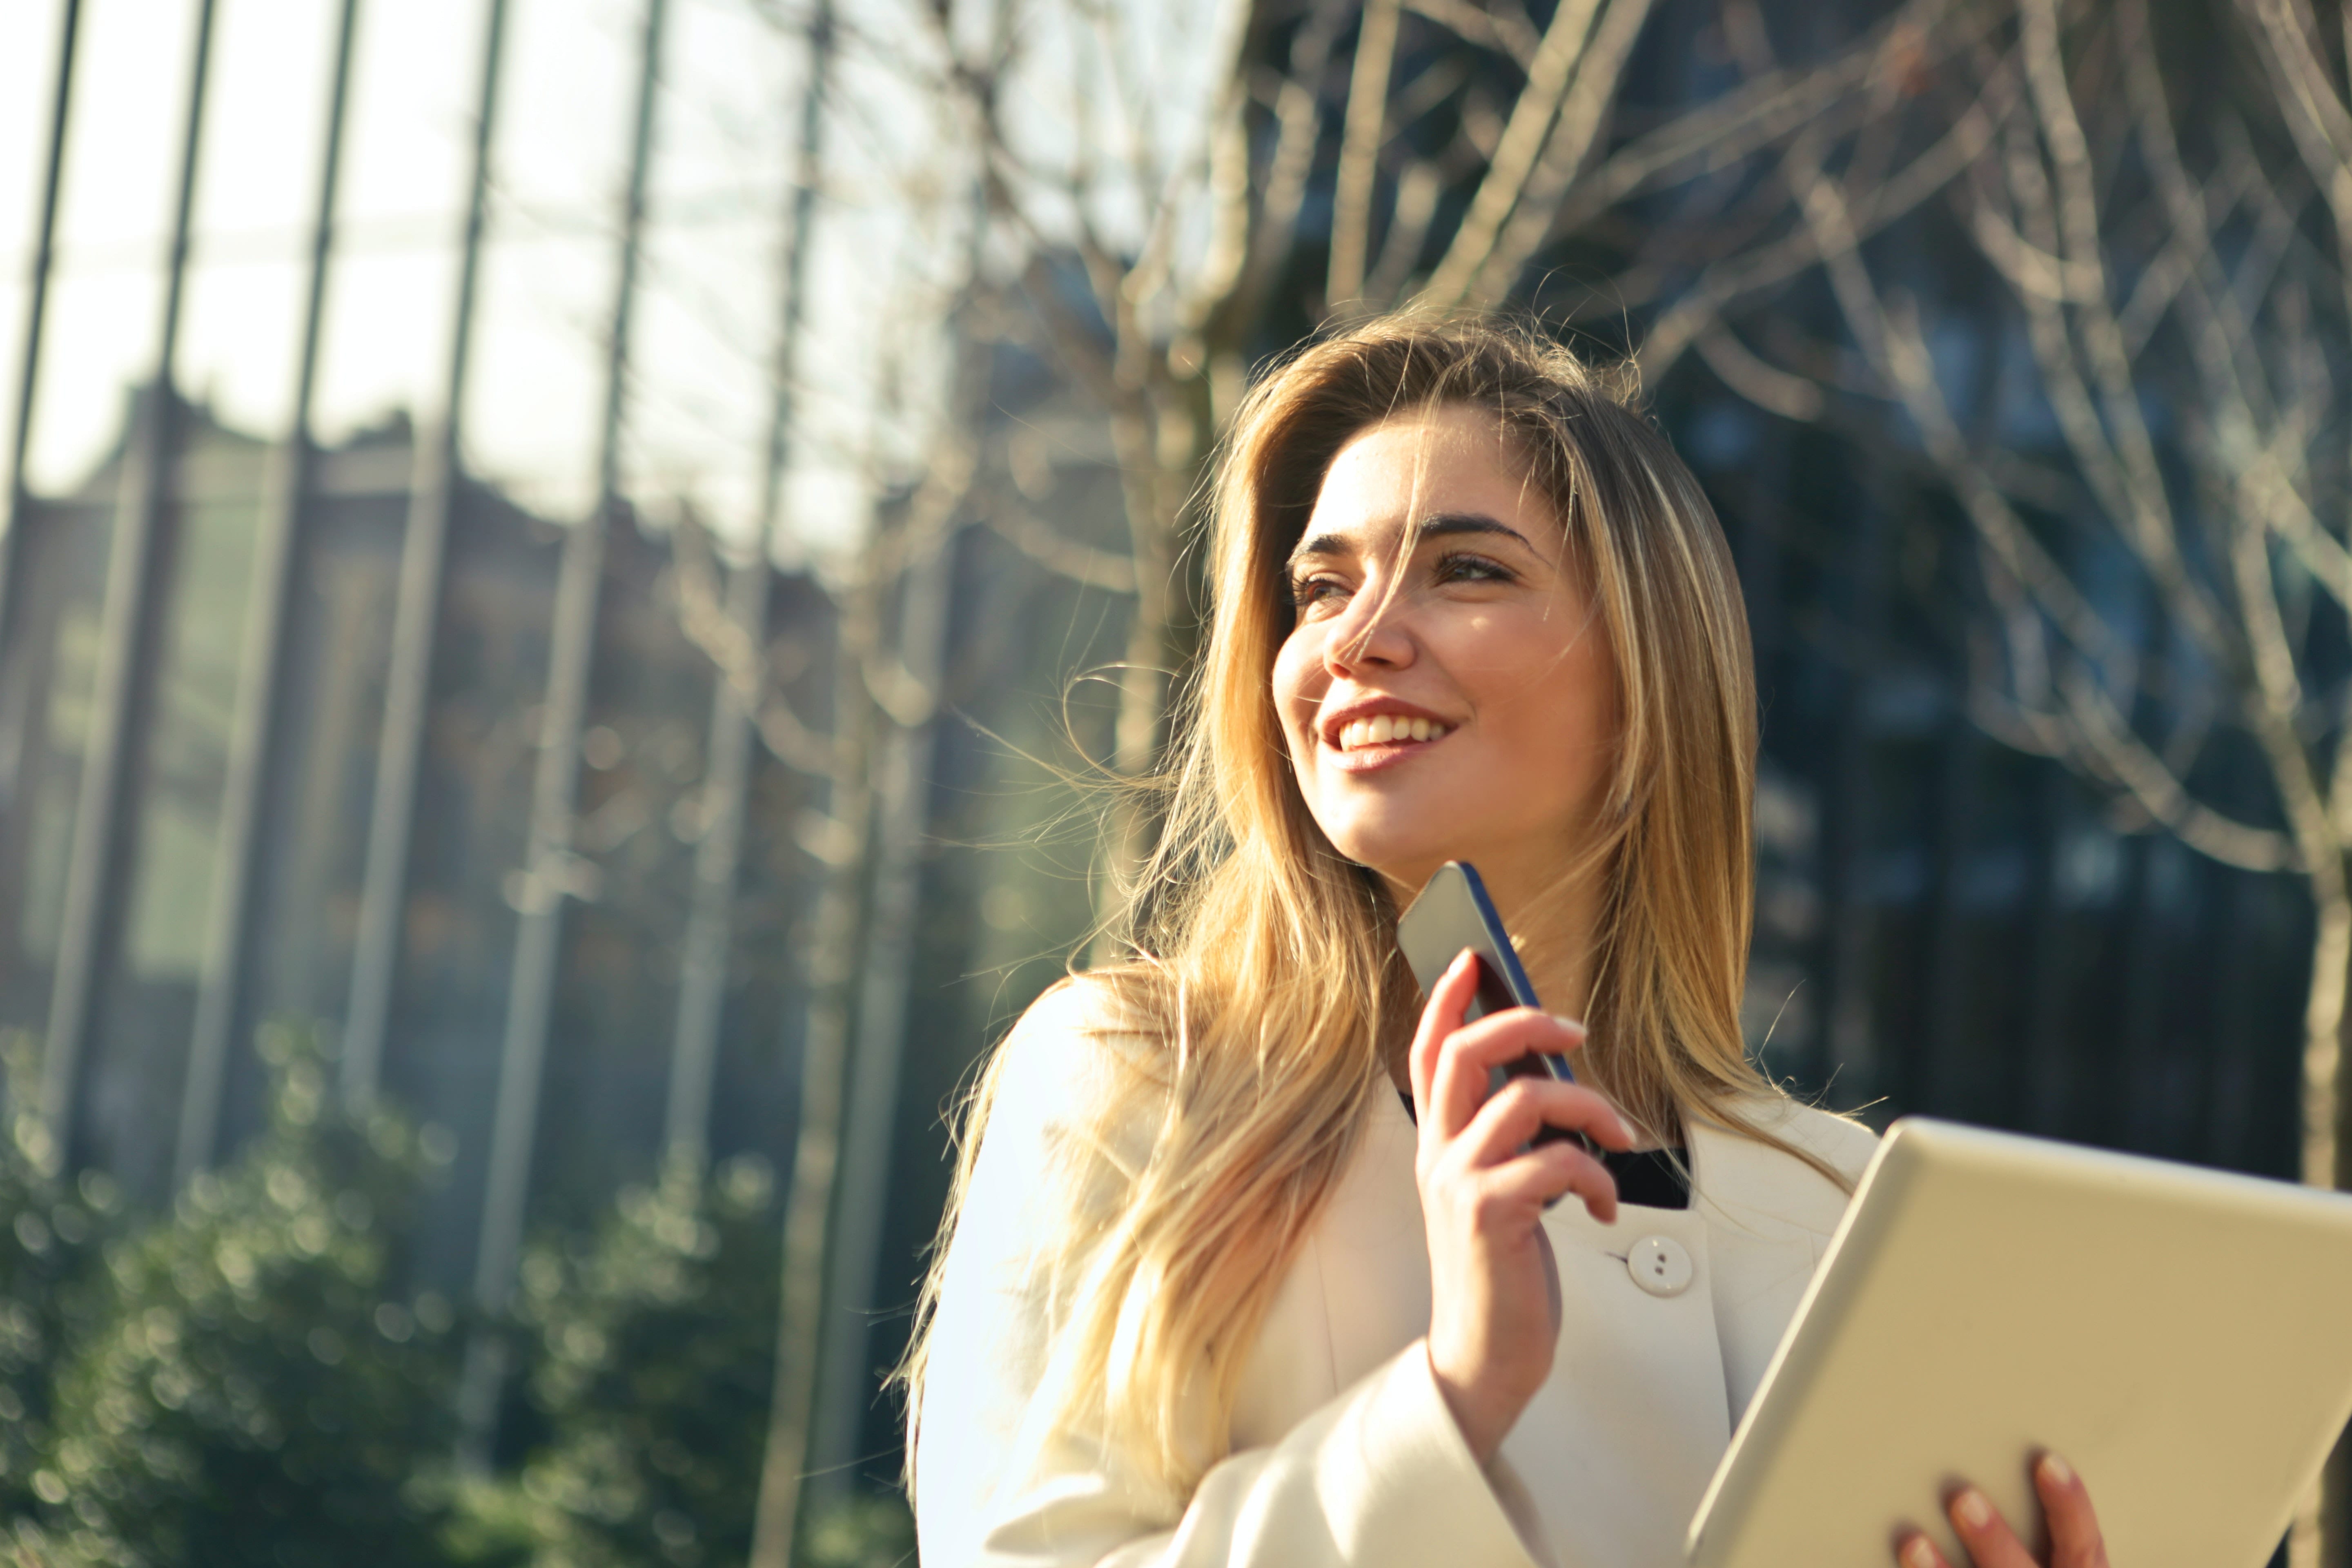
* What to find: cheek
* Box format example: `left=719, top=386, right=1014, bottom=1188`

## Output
left=1470, top=629, right=1615, bottom=764
left=1270, top=635, right=1321, bottom=736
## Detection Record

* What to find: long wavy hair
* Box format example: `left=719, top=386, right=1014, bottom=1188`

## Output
left=902, top=314, right=1838, bottom=1509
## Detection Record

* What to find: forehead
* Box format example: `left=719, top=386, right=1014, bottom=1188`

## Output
left=1302, top=405, right=1555, bottom=548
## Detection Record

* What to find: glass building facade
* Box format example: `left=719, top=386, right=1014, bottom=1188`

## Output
left=0, top=393, right=835, bottom=1272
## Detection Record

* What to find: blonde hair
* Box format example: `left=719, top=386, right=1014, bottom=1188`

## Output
left=902, top=313, right=1840, bottom=1507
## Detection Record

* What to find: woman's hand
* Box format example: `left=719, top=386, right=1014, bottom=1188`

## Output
left=1895, top=1454, right=2109, bottom=1568
left=1410, top=948, right=1635, bottom=1463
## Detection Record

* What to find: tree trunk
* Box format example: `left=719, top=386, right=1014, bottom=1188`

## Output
left=2291, top=882, right=2351, bottom=1568
left=1089, top=384, right=1189, bottom=960
left=747, top=542, right=883, bottom=1568
left=2300, top=890, right=2349, bottom=1192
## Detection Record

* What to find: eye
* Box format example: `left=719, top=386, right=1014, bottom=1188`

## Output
left=1286, top=573, right=1345, bottom=610
left=1432, top=551, right=1514, bottom=585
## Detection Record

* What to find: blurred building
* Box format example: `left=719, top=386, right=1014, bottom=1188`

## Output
left=0, top=393, right=835, bottom=1286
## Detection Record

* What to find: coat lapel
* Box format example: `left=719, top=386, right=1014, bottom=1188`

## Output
left=1687, top=1111, right=1862, bottom=1424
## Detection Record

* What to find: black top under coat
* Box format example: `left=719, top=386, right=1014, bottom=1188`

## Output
left=1395, top=1091, right=1690, bottom=1210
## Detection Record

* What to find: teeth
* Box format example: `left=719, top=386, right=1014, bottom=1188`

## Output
left=1335, top=716, right=1449, bottom=750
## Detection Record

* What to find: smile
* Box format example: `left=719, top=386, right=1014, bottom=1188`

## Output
left=1322, top=716, right=1452, bottom=773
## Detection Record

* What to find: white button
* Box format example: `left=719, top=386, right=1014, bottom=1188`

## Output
left=1628, top=1235, right=1693, bottom=1297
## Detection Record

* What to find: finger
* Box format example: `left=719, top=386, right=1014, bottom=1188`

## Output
left=1408, top=951, right=1480, bottom=1118
left=1893, top=1532, right=1950, bottom=1568
left=1427, top=1008, right=1596, bottom=1141
left=1444, top=1004, right=1590, bottom=1073
left=2034, top=1452, right=2108, bottom=1568
left=1462, top=1140, right=1619, bottom=1225
left=1455, top=1078, right=1633, bottom=1169
left=1946, top=1486, right=2036, bottom=1568
left=1553, top=1141, right=1619, bottom=1225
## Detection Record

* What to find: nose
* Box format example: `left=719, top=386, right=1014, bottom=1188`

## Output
left=1322, top=581, right=1416, bottom=674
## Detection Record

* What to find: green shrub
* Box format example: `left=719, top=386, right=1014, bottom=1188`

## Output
left=0, top=1031, right=116, bottom=1523
left=452, top=1154, right=783, bottom=1567
left=0, top=1026, right=910, bottom=1567
left=20, top=1025, right=472, bottom=1568
left=800, top=1490, right=917, bottom=1568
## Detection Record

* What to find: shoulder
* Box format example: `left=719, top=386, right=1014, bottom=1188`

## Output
left=984, top=972, right=1165, bottom=1127
left=1689, top=1091, right=1878, bottom=1237
left=1735, top=1094, right=1880, bottom=1188
left=966, top=973, right=1172, bottom=1221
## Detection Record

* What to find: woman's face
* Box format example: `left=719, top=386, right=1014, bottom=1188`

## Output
left=1271, top=404, right=1619, bottom=905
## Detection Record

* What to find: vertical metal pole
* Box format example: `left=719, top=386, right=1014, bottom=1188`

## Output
left=2107, top=833, right=2167, bottom=1149
left=457, top=0, right=670, bottom=1468
left=1910, top=703, right=1976, bottom=1116
left=175, top=0, right=363, bottom=1187
left=747, top=10, right=848, bottom=1559
left=2018, top=762, right=2074, bottom=1135
left=662, top=554, right=764, bottom=1167
left=1813, top=474, right=1889, bottom=1107
left=342, top=0, right=510, bottom=1109
left=662, top=0, right=833, bottom=1169
left=805, top=494, right=956, bottom=1504
left=0, top=0, right=83, bottom=833
left=41, top=0, right=219, bottom=1158
left=752, top=443, right=870, bottom=1568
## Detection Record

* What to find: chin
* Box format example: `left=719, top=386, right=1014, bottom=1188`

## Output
left=1327, top=833, right=1446, bottom=889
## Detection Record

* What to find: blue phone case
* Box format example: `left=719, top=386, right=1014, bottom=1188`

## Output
left=1396, top=862, right=1593, bottom=1157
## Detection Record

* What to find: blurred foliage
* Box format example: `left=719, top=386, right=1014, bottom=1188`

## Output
left=800, top=1492, right=917, bottom=1568
left=448, top=1153, right=782, bottom=1566
left=0, top=1031, right=117, bottom=1523
left=446, top=1153, right=913, bottom=1567
left=5, top=1024, right=471, bottom=1568
left=0, top=1027, right=914, bottom=1567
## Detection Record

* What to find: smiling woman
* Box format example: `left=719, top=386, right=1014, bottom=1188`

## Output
left=899, top=316, right=2110, bottom=1568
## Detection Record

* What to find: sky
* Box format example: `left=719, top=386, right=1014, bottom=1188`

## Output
left=0, top=0, right=974, bottom=564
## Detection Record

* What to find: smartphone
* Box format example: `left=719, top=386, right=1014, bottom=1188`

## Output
left=1395, top=860, right=1591, bottom=1150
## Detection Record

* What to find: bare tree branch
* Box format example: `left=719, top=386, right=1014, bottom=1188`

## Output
left=1415, top=0, right=1611, bottom=306
left=1329, top=0, right=1403, bottom=307
left=1404, top=0, right=1543, bottom=70
left=670, top=512, right=837, bottom=779
left=1457, top=0, right=1659, bottom=305
left=980, top=490, right=1141, bottom=593
left=1637, top=49, right=2016, bottom=381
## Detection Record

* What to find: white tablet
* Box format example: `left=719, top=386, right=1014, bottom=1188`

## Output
left=1686, top=1117, right=2352, bottom=1568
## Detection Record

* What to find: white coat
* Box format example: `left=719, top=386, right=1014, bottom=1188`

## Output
left=914, top=980, right=1880, bottom=1568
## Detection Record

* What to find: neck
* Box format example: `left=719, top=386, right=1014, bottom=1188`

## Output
left=1478, top=857, right=1605, bottom=1024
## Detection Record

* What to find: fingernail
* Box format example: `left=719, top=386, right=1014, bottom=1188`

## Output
left=1613, top=1115, right=1633, bottom=1143
left=1901, top=1536, right=1938, bottom=1568
left=2040, top=1451, right=2074, bottom=1487
left=1550, top=1013, right=1585, bottom=1037
left=1953, top=1490, right=1991, bottom=1530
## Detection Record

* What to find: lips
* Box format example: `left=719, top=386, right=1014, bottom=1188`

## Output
left=1314, top=705, right=1455, bottom=776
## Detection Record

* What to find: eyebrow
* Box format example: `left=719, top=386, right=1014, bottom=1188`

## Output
left=1286, top=511, right=1535, bottom=569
